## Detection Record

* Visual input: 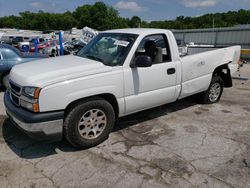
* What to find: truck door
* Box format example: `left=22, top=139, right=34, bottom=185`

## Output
left=124, top=34, right=177, bottom=114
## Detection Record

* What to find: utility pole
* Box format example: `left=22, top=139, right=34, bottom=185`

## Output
left=212, top=16, right=217, bottom=47
left=213, top=16, right=215, bottom=32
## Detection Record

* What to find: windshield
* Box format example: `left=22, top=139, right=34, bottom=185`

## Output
left=77, top=33, right=138, bottom=66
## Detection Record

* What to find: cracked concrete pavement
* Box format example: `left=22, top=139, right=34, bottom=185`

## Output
left=0, top=65, right=250, bottom=188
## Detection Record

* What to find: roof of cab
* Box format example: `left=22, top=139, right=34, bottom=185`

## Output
left=103, top=28, right=170, bottom=35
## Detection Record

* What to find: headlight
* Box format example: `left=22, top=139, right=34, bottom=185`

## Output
left=22, top=87, right=41, bottom=99
left=21, top=87, right=41, bottom=112
left=20, top=99, right=40, bottom=113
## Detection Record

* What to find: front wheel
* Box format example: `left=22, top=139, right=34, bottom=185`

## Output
left=63, top=98, right=115, bottom=149
left=199, top=76, right=224, bottom=104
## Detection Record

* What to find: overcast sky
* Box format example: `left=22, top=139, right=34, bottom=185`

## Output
left=0, top=0, right=250, bottom=21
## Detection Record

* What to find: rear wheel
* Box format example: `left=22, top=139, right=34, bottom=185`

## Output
left=63, top=98, right=115, bottom=149
left=199, top=76, right=224, bottom=104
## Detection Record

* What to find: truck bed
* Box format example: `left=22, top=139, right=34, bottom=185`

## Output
left=179, top=46, right=241, bottom=99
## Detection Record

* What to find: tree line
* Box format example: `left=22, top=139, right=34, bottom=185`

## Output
left=0, top=1, right=250, bottom=31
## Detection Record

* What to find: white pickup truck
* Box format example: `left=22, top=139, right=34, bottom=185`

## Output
left=4, top=29, right=240, bottom=148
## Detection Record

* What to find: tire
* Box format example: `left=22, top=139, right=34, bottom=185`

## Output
left=63, top=98, right=115, bottom=149
left=199, top=76, right=224, bottom=104
left=51, top=50, right=56, bottom=57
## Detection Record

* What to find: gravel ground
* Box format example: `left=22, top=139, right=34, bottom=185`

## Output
left=0, top=65, right=249, bottom=188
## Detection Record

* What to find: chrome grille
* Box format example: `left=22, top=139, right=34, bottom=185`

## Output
left=9, top=82, right=21, bottom=95
left=9, top=81, right=22, bottom=106
left=10, top=93, right=20, bottom=106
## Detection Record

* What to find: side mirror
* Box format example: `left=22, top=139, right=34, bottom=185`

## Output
left=131, top=55, right=152, bottom=68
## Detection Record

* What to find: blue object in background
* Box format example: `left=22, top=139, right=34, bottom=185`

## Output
left=59, top=32, right=64, bottom=56
left=22, top=45, right=29, bottom=52
left=0, top=44, right=47, bottom=87
left=34, top=38, right=38, bottom=55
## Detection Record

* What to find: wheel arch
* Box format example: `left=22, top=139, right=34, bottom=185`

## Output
left=213, top=63, right=232, bottom=88
left=65, top=93, right=119, bottom=119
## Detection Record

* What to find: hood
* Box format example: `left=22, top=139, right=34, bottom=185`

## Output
left=10, top=55, right=112, bottom=87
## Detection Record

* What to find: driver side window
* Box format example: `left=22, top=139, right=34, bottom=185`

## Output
left=135, top=34, right=171, bottom=64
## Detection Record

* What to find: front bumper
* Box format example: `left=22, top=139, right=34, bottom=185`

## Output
left=4, top=92, right=64, bottom=141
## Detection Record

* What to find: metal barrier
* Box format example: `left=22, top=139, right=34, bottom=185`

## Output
left=241, top=49, right=250, bottom=55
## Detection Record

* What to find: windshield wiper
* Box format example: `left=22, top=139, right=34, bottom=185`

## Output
left=85, top=55, right=104, bottom=63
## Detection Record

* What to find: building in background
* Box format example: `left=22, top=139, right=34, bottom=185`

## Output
left=173, top=25, right=250, bottom=60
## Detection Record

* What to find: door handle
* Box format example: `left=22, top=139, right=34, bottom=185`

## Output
left=167, top=68, right=176, bottom=75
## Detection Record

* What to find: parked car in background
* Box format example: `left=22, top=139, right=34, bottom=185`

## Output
left=1, top=39, right=13, bottom=45
left=63, top=41, right=71, bottom=49
left=19, top=38, right=46, bottom=52
left=30, top=38, right=46, bottom=44
left=44, top=40, right=71, bottom=57
left=44, top=40, right=59, bottom=56
left=18, top=41, right=30, bottom=52
left=30, top=39, right=50, bottom=53
left=0, top=44, right=48, bottom=87
left=25, top=38, right=47, bottom=52
left=67, top=39, right=86, bottom=54
left=11, top=36, right=24, bottom=48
